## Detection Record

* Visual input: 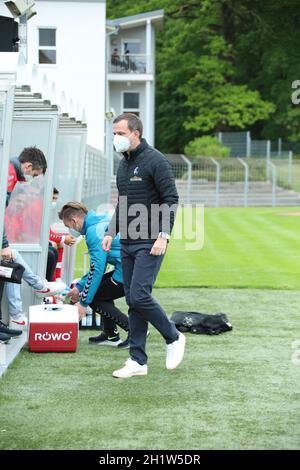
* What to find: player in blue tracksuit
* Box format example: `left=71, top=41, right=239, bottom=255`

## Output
left=59, top=202, right=129, bottom=347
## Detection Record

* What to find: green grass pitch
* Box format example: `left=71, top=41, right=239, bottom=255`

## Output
left=1, top=288, right=300, bottom=450
left=0, top=207, right=299, bottom=449
left=74, top=207, right=300, bottom=290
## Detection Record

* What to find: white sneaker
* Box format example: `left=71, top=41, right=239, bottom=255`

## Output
left=34, top=281, right=67, bottom=298
left=166, top=332, right=186, bottom=370
left=112, top=358, right=148, bottom=378
left=10, top=314, right=28, bottom=329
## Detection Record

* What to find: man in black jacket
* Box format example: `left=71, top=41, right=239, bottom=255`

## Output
left=102, top=113, right=186, bottom=378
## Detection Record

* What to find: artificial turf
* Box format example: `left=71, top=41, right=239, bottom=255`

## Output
left=0, top=287, right=300, bottom=450
left=157, top=207, right=300, bottom=290
left=1, top=207, right=299, bottom=450
left=74, top=207, right=300, bottom=290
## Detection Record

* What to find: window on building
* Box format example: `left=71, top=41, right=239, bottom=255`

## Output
left=123, top=92, right=140, bottom=116
left=123, top=41, right=141, bottom=55
left=38, top=28, right=56, bottom=64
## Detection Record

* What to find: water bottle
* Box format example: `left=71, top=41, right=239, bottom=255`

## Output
left=95, top=313, right=101, bottom=328
left=85, top=306, right=92, bottom=327
left=86, top=312, right=93, bottom=327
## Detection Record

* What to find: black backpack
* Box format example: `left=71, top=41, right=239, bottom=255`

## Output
left=171, top=311, right=232, bottom=335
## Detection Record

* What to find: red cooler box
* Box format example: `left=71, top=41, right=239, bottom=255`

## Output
left=29, top=304, right=78, bottom=352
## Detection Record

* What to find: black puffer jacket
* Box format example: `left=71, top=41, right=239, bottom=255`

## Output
left=106, top=139, right=179, bottom=243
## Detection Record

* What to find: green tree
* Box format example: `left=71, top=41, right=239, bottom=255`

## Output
left=181, top=37, right=275, bottom=134
left=107, top=0, right=298, bottom=152
left=184, top=135, right=230, bottom=157
left=233, top=0, right=300, bottom=144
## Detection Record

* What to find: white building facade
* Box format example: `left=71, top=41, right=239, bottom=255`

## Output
left=0, top=2, right=162, bottom=153
left=107, top=10, right=164, bottom=146
left=0, top=0, right=106, bottom=150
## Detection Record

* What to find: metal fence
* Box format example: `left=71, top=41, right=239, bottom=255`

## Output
left=82, top=145, right=110, bottom=210
left=108, top=54, right=151, bottom=74
left=113, top=150, right=122, bottom=176
left=166, top=154, right=300, bottom=207
left=218, top=131, right=293, bottom=159
left=218, top=131, right=250, bottom=157
left=109, top=134, right=298, bottom=208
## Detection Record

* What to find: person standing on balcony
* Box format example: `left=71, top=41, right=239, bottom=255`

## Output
left=111, top=48, right=121, bottom=70
left=102, top=113, right=186, bottom=379
left=124, top=49, right=137, bottom=72
left=124, top=49, right=130, bottom=71
left=49, top=187, right=76, bottom=281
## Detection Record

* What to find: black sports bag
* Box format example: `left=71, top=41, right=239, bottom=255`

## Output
left=171, top=311, right=232, bottom=335
left=0, top=260, right=25, bottom=284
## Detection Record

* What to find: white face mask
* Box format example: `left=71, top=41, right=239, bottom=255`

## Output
left=113, top=134, right=131, bottom=153
left=24, top=174, right=33, bottom=183
left=69, top=228, right=81, bottom=238
left=52, top=201, right=58, bottom=209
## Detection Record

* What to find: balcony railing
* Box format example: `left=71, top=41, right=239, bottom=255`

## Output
left=108, top=54, right=152, bottom=74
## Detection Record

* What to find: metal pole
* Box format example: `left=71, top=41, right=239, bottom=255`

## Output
left=105, top=27, right=118, bottom=101
left=238, top=158, right=249, bottom=207
left=278, top=137, right=282, bottom=157
left=266, top=140, right=271, bottom=180
left=19, top=14, right=27, bottom=63
left=146, top=19, right=152, bottom=74
left=145, top=80, right=152, bottom=143
left=83, top=252, right=89, bottom=275
left=0, top=86, right=15, bottom=253
left=181, top=154, right=192, bottom=205
left=288, top=150, right=293, bottom=186
left=105, top=27, right=118, bottom=200
left=105, top=117, right=113, bottom=205
left=211, top=158, right=220, bottom=207
left=269, top=161, right=277, bottom=207
left=246, top=131, right=251, bottom=158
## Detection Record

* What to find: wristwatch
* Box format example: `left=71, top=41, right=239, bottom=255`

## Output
left=158, top=232, right=170, bottom=241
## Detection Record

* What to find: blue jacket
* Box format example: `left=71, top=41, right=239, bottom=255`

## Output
left=76, top=210, right=123, bottom=307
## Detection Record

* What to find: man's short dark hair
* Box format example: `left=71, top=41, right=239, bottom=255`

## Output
left=18, top=147, right=47, bottom=174
left=58, top=202, right=88, bottom=222
left=53, top=187, right=59, bottom=195
left=113, top=113, right=143, bottom=138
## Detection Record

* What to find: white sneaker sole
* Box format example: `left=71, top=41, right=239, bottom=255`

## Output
left=112, top=370, right=148, bottom=379
left=166, top=333, right=186, bottom=370
left=90, top=339, right=122, bottom=347
left=10, top=334, right=23, bottom=339
left=10, top=322, right=27, bottom=329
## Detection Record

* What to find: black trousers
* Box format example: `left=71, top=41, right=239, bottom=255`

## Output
left=121, top=242, right=178, bottom=365
left=90, top=271, right=128, bottom=335
left=46, top=245, right=58, bottom=281
left=0, top=280, right=4, bottom=321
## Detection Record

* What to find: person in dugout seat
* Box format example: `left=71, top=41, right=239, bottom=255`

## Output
left=1, top=147, right=65, bottom=334
left=49, top=188, right=76, bottom=281
left=59, top=202, right=130, bottom=348
left=6, top=182, right=60, bottom=282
